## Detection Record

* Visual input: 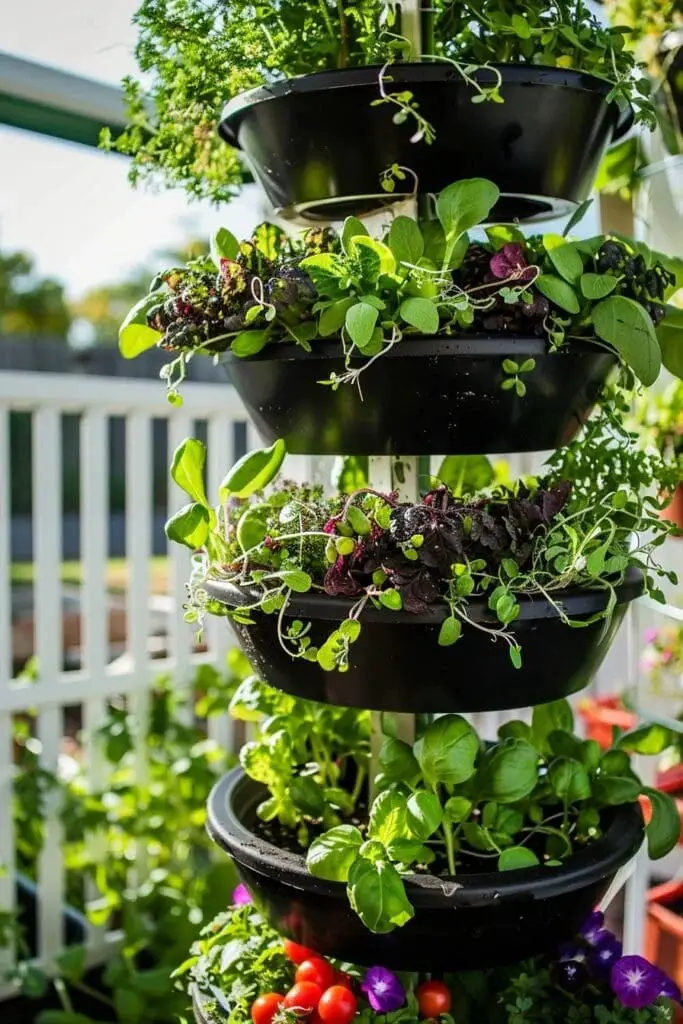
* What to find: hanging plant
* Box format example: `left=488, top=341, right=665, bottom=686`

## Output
left=164, top=407, right=677, bottom=680
left=119, top=179, right=683, bottom=413
left=107, top=1, right=653, bottom=205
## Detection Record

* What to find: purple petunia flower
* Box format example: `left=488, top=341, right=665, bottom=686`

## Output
left=652, top=966, right=682, bottom=1003
left=611, top=955, right=663, bottom=1009
left=589, top=933, right=623, bottom=977
left=489, top=243, right=536, bottom=284
left=580, top=911, right=607, bottom=945
left=361, top=967, right=405, bottom=1013
left=232, top=883, right=252, bottom=905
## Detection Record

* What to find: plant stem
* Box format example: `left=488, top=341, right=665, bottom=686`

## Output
left=442, top=818, right=457, bottom=875
left=336, top=0, right=349, bottom=67
left=71, top=980, right=116, bottom=1008
left=351, top=763, right=366, bottom=807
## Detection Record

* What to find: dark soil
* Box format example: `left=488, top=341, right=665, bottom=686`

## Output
left=251, top=806, right=562, bottom=879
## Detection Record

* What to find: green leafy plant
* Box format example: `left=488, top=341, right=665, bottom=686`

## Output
left=109, top=1, right=652, bottom=204
left=605, top=0, right=683, bottom=155
left=119, top=179, right=683, bottom=403
left=165, top=410, right=677, bottom=673
left=305, top=700, right=679, bottom=934
left=1, top=657, right=246, bottom=1023
left=230, top=675, right=370, bottom=841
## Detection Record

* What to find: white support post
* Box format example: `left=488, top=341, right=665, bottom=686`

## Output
left=401, top=0, right=423, bottom=60
left=33, top=407, right=64, bottom=967
left=206, top=413, right=236, bottom=752
left=167, top=412, right=195, bottom=726
left=81, top=409, right=111, bottom=951
left=0, top=408, right=14, bottom=978
left=126, top=412, right=153, bottom=881
left=368, top=454, right=421, bottom=780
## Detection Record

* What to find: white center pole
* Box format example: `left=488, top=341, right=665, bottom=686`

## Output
left=367, top=0, right=424, bottom=789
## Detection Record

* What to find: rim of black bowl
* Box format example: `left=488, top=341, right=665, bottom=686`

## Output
left=220, top=334, right=615, bottom=364
left=208, top=769, right=644, bottom=908
left=218, top=62, right=634, bottom=146
left=202, top=566, right=644, bottom=624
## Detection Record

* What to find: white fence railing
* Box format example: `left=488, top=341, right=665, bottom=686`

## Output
left=0, top=370, right=647, bottom=996
left=0, top=371, right=321, bottom=992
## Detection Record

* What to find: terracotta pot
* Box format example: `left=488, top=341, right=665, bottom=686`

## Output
left=659, top=483, right=683, bottom=531
left=577, top=695, right=637, bottom=750
left=647, top=881, right=683, bottom=1000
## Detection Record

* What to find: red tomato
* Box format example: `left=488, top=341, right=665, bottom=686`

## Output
left=283, top=982, right=323, bottom=1016
left=284, top=940, right=318, bottom=965
left=296, top=958, right=336, bottom=991
left=251, top=993, right=284, bottom=1024
left=334, top=971, right=354, bottom=990
left=318, top=985, right=357, bottom=1024
left=416, top=981, right=451, bottom=1019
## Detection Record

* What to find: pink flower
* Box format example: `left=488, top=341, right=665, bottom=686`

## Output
left=644, top=628, right=659, bottom=645
left=489, top=243, right=536, bottom=283
left=232, top=883, right=252, bottom=905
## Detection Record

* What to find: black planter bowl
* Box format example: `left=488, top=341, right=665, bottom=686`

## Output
left=207, top=770, right=644, bottom=971
left=220, top=337, right=617, bottom=456
left=218, top=64, right=632, bottom=223
left=203, top=568, right=643, bottom=714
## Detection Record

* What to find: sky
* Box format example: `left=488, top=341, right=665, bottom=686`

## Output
left=0, top=0, right=263, bottom=300
left=0, top=0, right=603, bottom=303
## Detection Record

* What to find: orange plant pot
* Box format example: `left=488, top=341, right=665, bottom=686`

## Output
left=660, top=483, right=683, bottom=532
left=647, top=881, right=683, bottom=1004
left=578, top=695, right=637, bottom=750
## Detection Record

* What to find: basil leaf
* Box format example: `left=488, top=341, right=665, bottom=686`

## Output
left=535, top=274, right=580, bottom=313
left=643, top=786, right=680, bottom=859
left=119, top=293, right=163, bottom=358
left=406, top=791, right=443, bottom=840
left=388, top=216, right=425, bottom=266
left=164, top=502, right=210, bottom=549
left=219, top=439, right=286, bottom=501
left=346, top=302, right=379, bottom=350
left=498, top=846, right=540, bottom=871
left=580, top=273, right=618, bottom=300
left=479, top=738, right=539, bottom=803
left=543, top=234, right=584, bottom=285
left=211, top=226, right=239, bottom=265
left=306, top=825, right=363, bottom=881
left=369, top=790, right=408, bottom=846
left=399, top=297, right=440, bottom=334
left=379, top=735, right=420, bottom=784
left=591, top=295, right=661, bottom=385
left=549, top=758, right=592, bottom=802
left=436, top=178, right=500, bottom=268
left=231, top=330, right=270, bottom=357
left=170, top=437, right=209, bottom=505
left=347, top=857, right=414, bottom=933
left=415, top=714, right=478, bottom=788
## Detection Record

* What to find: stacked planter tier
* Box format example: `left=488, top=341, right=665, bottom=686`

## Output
left=195, top=56, right=646, bottom=1019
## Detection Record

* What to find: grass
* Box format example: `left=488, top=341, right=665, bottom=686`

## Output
left=11, top=557, right=169, bottom=594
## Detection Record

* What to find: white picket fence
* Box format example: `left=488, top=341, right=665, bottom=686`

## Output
left=0, top=369, right=652, bottom=997
left=0, top=370, right=318, bottom=993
